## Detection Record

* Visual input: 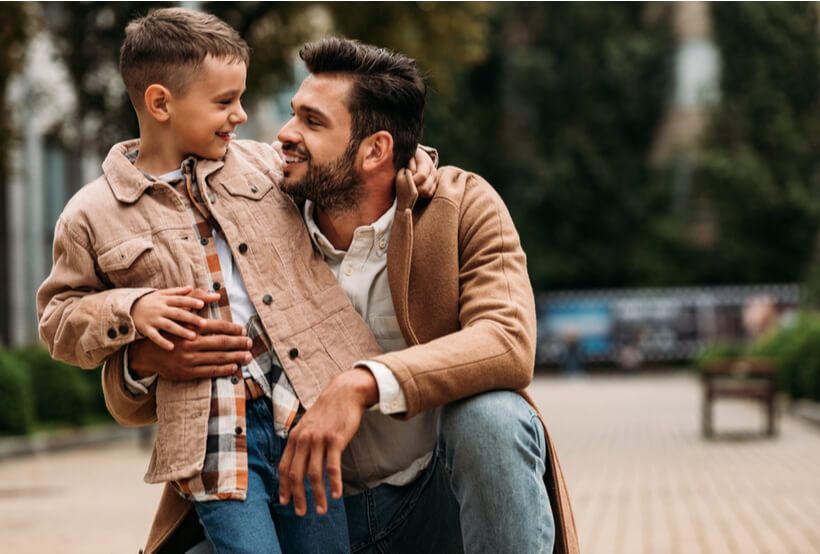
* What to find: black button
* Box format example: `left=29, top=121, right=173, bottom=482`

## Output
left=250, top=185, right=258, bottom=193
left=262, top=294, right=272, bottom=305
left=288, top=347, right=299, bottom=359
left=235, top=427, right=243, bottom=436
left=213, top=282, right=221, bottom=291
left=238, top=243, right=248, bottom=254
left=107, top=328, right=117, bottom=339
left=118, top=324, right=130, bottom=335
left=230, top=376, right=239, bottom=385
left=200, top=237, right=209, bottom=245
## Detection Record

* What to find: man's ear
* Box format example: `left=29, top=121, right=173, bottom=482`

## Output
left=143, top=84, right=172, bottom=123
left=361, top=131, right=394, bottom=173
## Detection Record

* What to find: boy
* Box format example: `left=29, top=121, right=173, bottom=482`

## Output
left=36, top=8, right=433, bottom=554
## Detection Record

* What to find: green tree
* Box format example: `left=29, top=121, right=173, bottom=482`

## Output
left=693, top=3, right=820, bottom=287
left=420, top=4, right=676, bottom=290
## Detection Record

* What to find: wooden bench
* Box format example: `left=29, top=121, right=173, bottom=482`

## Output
left=701, top=358, right=779, bottom=438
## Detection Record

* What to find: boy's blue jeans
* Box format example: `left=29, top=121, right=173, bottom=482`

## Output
left=193, top=396, right=349, bottom=554
left=344, top=391, right=556, bottom=554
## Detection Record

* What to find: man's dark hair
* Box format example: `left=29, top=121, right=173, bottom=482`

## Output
left=299, top=38, right=426, bottom=170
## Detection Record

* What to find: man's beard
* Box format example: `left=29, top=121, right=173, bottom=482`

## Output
left=283, top=141, right=363, bottom=214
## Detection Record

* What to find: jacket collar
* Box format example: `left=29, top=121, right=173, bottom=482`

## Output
left=394, top=168, right=420, bottom=212
left=102, top=139, right=226, bottom=204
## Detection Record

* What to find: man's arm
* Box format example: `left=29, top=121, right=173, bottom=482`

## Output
left=37, top=217, right=155, bottom=369
left=373, top=171, right=536, bottom=418
left=101, top=319, right=252, bottom=426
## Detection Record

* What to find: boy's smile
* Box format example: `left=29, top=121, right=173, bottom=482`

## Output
left=168, top=55, right=248, bottom=163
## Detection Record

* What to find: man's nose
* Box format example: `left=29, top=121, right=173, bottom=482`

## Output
left=277, top=117, right=299, bottom=144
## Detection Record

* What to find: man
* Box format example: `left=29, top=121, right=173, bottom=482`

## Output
left=104, top=38, right=578, bottom=554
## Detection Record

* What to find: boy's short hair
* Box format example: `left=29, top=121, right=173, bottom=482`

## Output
left=120, top=7, right=250, bottom=108
left=299, top=38, right=426, bottom=170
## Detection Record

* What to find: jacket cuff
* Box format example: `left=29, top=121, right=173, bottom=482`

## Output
left=100, top=288, right=154, bottom=347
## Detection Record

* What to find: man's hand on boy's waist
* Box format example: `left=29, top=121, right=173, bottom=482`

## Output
left=129, top=318, right=252, bottom=381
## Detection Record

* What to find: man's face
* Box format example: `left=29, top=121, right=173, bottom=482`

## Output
left=277, top=74, right=364, bottom=212
left=168, top=55, right=248, bottom=161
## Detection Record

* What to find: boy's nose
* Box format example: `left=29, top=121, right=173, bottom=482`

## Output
left=231, top=105, right=248, bottom=125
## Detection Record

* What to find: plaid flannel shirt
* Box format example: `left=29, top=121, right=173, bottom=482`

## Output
left=171, top=159, right=302, bottom=502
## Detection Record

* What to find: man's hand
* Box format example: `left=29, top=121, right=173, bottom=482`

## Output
left=410, top=146, right=438, bottom=198
left=131, top=286, right=208, bottom=350
left=129, top=318, right=253, bottom=381
left=278, top=368, right=379, bottom=516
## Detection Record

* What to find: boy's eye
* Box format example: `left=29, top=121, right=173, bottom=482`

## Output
left=307, top=118, right=321, bottom=127
left=219, top=99, right=232, bottom=105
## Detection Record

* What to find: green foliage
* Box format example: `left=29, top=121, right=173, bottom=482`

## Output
left=693, top=3, right=820, bottom=286
left=12, top=347, right=93, bottom=425
left=694, top=343, right=743, bottom=372
left=746, top=314, right=820, bottom=401
left=0, top=352, right=35, bottom=435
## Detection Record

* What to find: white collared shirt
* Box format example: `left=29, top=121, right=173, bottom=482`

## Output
left=304, top=199, right=437, bottom=493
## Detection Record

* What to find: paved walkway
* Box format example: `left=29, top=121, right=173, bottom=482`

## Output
left=532, top=372, right=820, bottom=554
left=0, top=372, right=818, bottom=553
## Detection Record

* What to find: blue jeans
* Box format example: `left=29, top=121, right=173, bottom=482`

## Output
left=345, top=391, right=555, bottom=553
left=193, top=396, right=350, bottom=554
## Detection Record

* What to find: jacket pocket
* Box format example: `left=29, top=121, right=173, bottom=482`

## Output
left=97, top=236, right=162, bottom=287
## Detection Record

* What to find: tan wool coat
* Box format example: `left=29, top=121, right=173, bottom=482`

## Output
left=102, top=164, right=579, bottom=554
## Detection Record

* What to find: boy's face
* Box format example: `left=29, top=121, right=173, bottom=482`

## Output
left=168, top=55, right=247, bottom=161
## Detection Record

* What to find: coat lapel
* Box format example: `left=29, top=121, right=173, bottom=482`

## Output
left=387, top=168, right=420, bottom=346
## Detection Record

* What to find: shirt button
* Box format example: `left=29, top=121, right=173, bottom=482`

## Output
left=213, top=282, right=221, bottom=291
left=262, top=294, right=272, bottom=305
left=288, top=347, right=299, bottom=359
left=235, top=427, right=243, bottom=436
left=344, top=266, right=353, bottom=276
left=107, top=328, right=117, bottom=339
left=230, top=375, right=240, bottom=385
left=118, top=324, right=130, bottom=335
left=238, top=243, right=248, bottom=254
left=379, top=238, right=387, bottom=249
left=200, top=237, right=209, bottom=245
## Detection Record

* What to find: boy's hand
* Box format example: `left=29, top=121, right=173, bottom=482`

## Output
left=411, top=146, right=438, bottom=198
left=131, top=286, right=208, bottom=351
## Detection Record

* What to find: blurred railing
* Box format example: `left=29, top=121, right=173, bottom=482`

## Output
left=535, top=283, right=800, bottom=366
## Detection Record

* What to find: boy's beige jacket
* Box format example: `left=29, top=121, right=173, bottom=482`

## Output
left=69, top=144, right=577, bottom=553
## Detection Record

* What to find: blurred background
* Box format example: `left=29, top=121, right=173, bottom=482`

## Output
left=0, top=2, right=819, bottom=553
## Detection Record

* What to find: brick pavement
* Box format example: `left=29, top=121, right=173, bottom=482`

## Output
left=531, top=372, right=820, bottom=554
left=0, top=372, right=818, bottom=553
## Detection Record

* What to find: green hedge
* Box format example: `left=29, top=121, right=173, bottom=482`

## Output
left=0, top=352, right=35, bottom=435
left=697, top=313, right=820, bottom=402
left=0, top=346, right=111, bottom=434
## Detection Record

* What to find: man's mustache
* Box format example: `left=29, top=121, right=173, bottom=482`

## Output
left=281, top=142, right=310, bottom=159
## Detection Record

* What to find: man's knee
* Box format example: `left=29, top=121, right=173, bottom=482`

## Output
left=439, top=390, right=542, bottom=458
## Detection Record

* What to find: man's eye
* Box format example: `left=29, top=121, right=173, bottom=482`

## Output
left=308, top=118, right=320, bottom=126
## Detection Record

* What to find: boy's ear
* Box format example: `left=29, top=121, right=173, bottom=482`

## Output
left=360, top=131, right=394, bottom=173
left=143, top=84, right=172, bottom=123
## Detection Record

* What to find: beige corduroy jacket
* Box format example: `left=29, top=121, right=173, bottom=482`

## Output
left=103, top=165, right=579, bottom=554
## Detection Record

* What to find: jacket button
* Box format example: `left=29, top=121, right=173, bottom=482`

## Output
left=107, top=328, right=117, bottom=339
left=118, top=324, right=129, bottom=335
left=235, top=427, right=243, bottom=436
left=200, top=237, right=209, bottom=245
left=230, top=375, right=239, bottom=385
left=288, top=347, right=299, bottom=359
left=238, top=243, right=248, bottom=254
left=250, top=185, right=258, bottom=193
left=262, top=294, right=272, bottom=305
left=213, top=282, right=221, bottom=291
